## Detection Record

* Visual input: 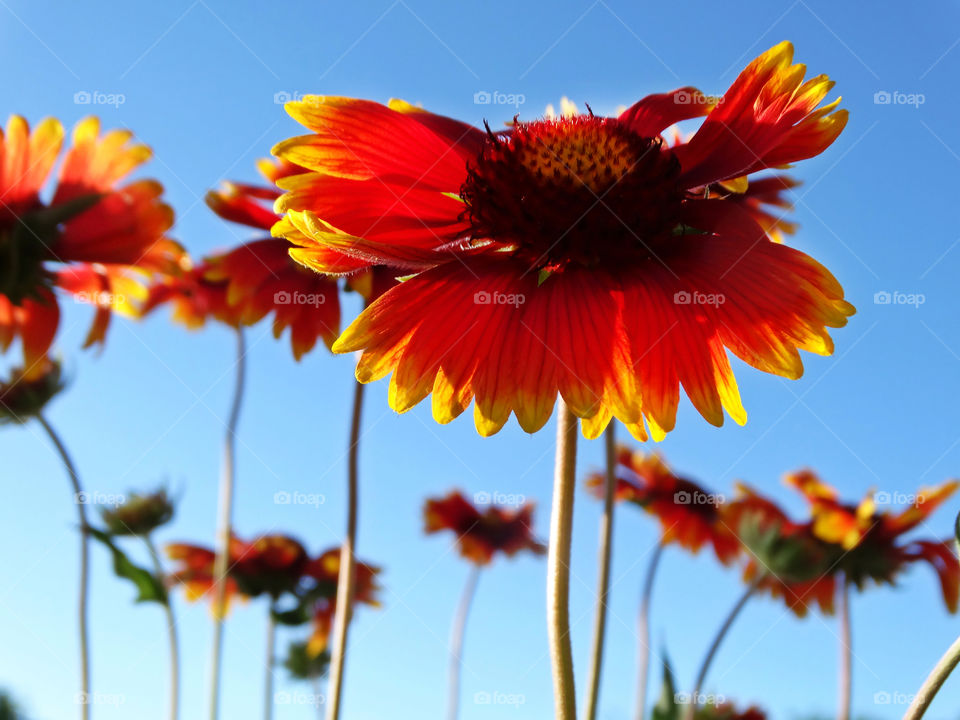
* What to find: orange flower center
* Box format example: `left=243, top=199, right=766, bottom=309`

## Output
left=460, top=115, right=683, bottom=270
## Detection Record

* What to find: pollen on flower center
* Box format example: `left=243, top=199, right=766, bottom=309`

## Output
left=460, top=114, right=684, bottom=270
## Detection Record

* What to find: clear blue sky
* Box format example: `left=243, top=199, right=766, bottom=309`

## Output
left=2, top=1, right=960, bottom=719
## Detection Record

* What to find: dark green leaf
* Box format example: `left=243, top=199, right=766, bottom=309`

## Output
left=651, top=652, right=679, bottom=720
left=89, top=527, right=168, bottom=605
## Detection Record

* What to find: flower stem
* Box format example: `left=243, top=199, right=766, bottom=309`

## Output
left=210, top=327, right=247, bottom=720
left=837, top=577, right=852, bottom=720
left=548, top=400, right=579, bottom=720
left=903, top=633, right=960, bottom=720
left=635, top=541, right=665, bottom=720
left=36, top=413, right=90, bottom=720
left=264, top=606, right=276, bottom=720
left=583, top=424, right=616, bottom=720
left=447, top=565, right=481, bottom=720
left=688, top=576, right=761, bottom=719
left=145, top=535, right=180, bottom=720
left=325, top=378, right=365, bottom=720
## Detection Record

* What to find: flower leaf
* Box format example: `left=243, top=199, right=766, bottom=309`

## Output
left=652, top=652, right=680, bottom=720
left=88, top=527, right=168, bottom=605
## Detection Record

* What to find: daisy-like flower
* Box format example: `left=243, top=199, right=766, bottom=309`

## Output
left=587, top=446, right=740, bottom=564
left=143, top=259, right=244, bottom=329
left=424, top=490, right=546, bottom=565
left=272, top=41, right=852, bottom=440
left=204, top=159, right=342, bottom=358
left=0, top=115, right=182, bottom=377
left=166, top=533, right=311, bottom=612
left=724, top=483, right=839, bottom=616
left=786, top=470, right=960, bottom=611
left=303, top=547, right=381, bottom=656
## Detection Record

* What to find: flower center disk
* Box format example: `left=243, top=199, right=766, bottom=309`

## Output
left=460, top=115, right=684, bottom=271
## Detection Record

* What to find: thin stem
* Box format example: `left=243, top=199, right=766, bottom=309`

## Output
left=548, top=400, right=579, bottom=720
left=146, top=535, right=180, bottom=720
left=688, top=576, right=762, bottom=719
left=325, top=379, right=365, bottom=720
left=583, top=424, right=617, bottom=720
left=209, top=328, right=247, bottom=720
left=903, top=633, right=960, bottom=720
left=36, top=413, right=90, bottom=720
left=837, top=577, right=852, bottom=720
left=635, top=541, right=665, bottom=720
left=264, top=606, right=277, bottom=720
left=447, top=566, right=481, bottom=720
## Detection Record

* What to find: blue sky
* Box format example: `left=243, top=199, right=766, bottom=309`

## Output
left=2, top=1, right=960, bottom=719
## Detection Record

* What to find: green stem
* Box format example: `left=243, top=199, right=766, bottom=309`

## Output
left=837, top=578, right=851, bottom=720
left=264, top=606, right=276, bottom=720
left=635, top=541, right=665, bottom=720
left=325, top=379, right=365, bottom=720
left=903, top=633, right=960, bottom=720
left=210, top=328, right=247, bottom=720
left=36, top=413, right=90, bottom=720
left=146, top=535, right=180, bottom=720
left=688, top=577, right=761, bottom=719
left=583, top=424, right=616, bottom=720
left=447, top=566, right=481, bottom=720
left=548, top=401, right=579, bottom=720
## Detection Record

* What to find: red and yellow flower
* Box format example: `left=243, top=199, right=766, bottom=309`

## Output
left=143, top=259, right=243, bottom=329
left=786, top=470, right=960, bottom=611
left=424, top=490, right=546, bottom=565
left=0, top=115, right=182, bottom=376
left=204, top=159, right=342, bottom=358
left=272, top=42, right=852, bottom=440
left=303, top=547, right=381, bottom=656
left=586, top=447, right=740, bottom=564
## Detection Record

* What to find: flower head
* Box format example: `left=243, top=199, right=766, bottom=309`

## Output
left=273, top=42, right=852, bottom=440
left=143, top=258, right=244, bottom=329
left=204, top=159, right=342, bottom=358
left=100, top=488, right=174, bottom=536
left=423, top=490, right=546, bottom=565
left=786, top=470, right=960, bottom=611
left=0, top=115, right=182, bottom=376
left=586, top=447, right=739, bottom=564
left=0, top=359, right=63, bottom=424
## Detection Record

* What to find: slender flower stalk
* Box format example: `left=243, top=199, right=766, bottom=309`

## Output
left=447, top=566, right=481, bottom=720
left=36, top=413, right=90, bottom=720
left=688, top=576, right=763, bottom=719
left=264, top=607, right=277, bottom=720
left=145, top=535, right=180, bottom=720
left=584, top=425, right=616, bottom=720
left=210, top=328, right=248, bottom=720
left=325, top=379, right=365, bottom=720
left=903, top=633, right=960, bottom=720
left=837, top=577, right=852, bottom=720
left=635, top=541, right=665, bottom=720
left=548, top=401, right=579, bottom=720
